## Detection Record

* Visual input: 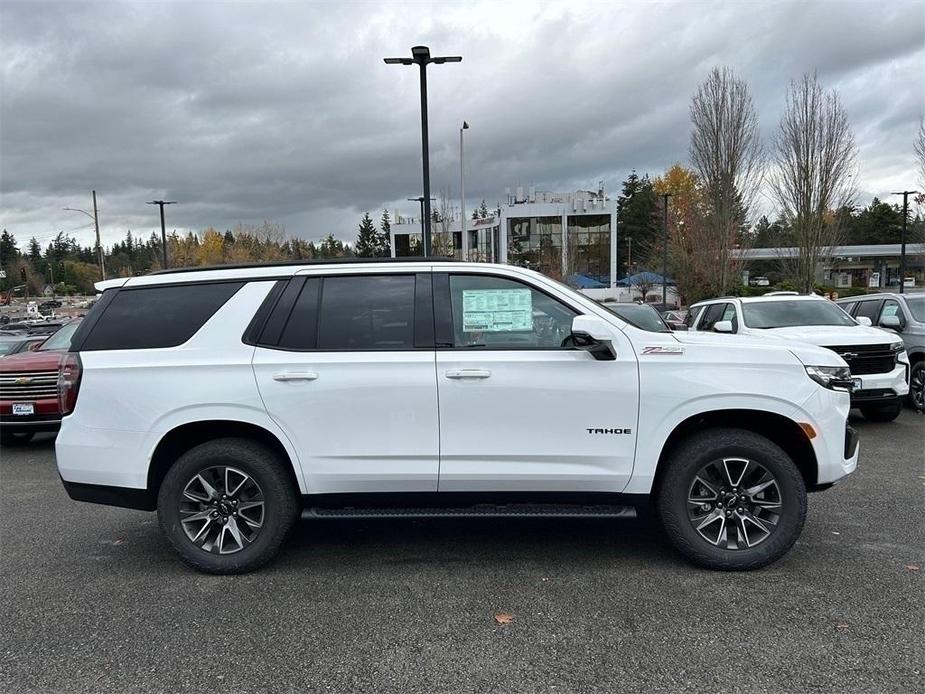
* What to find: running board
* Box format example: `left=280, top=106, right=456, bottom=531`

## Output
left=302, top=503, right=637, bottom=520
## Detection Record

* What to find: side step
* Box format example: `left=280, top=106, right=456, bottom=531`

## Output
left=302, top=503, right=637, bottom=520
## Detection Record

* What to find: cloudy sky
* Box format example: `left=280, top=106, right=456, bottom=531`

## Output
left=1, top=0, right=923, bottom=250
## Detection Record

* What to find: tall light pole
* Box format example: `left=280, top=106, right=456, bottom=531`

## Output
left=891, top=190, right=919, bottom=294
left=459, top=121, right=469, bottom=261
left=385, top=46, right=462, bottom=257
left=407, top=196, right=435, bottom=255
left=147, top=200, right=177, bottom=269
left=63, top=189, right=105, bottom=280
left=661, top=192, right=672, bottom=307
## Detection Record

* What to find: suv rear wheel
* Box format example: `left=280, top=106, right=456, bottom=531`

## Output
left=157, top=438, right=299, bottom=574
left=656, top=428, right=807, bottom=571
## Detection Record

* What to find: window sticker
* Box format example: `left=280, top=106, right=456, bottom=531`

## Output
left=462, top=288, right=533, bottom=332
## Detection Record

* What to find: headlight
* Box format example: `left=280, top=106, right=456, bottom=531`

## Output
left=805, top=365, right=853, bottom=391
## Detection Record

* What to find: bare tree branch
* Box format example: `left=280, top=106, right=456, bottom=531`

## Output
left=770, top=73, right=858, bottom=293
left=689, top=66, right=764, bottom=293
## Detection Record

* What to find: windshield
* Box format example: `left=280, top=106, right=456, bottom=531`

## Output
left=907, top=297, right=925, bottom=322
left=38, top=321, right=80, bottom=351
left=602, top=303, right=671, bottom=332
left=742, top=300, right=856, bottom=328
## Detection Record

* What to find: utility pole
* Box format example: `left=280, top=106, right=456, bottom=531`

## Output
left=146, top=200, right=177, bottom=269
left=64, top=191, right=106, bottom=280
left=385, top=46, right=462, bottom=257
left=460, top=121, right=469, bottom=260
left=891, top=190, right=919, bottom=294
left=407, top=196, right=435, bottom=255
left=661, top=193, right=672, bottom=307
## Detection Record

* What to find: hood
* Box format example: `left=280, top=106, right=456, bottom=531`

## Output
left=672, top=330, right=847, bottom=368
left=753, top=324, right=902, bottom=348
left=0, top=348, right=64, bottom=372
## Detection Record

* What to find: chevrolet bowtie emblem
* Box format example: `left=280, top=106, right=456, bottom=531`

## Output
left=14, top=377, right=33, bottom=385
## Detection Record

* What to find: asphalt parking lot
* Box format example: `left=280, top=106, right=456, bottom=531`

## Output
left=1, top=412, right=922, bottom=694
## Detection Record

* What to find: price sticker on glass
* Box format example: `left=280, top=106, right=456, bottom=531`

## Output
left=462, top=289, right=533, bottom=332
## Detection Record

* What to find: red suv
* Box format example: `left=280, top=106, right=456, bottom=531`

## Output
left=0, top=320, right=82, bottom=446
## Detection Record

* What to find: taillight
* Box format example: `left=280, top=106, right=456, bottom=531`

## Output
left=58, top=352, right=82, bottom=415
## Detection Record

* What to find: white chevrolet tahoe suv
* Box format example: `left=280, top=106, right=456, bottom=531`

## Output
left=688, top=294, right=909, bottom=422
left=56, top=261, right=859, bottom=574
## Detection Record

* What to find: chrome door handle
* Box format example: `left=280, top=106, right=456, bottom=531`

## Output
left=272, top=371, right=319, bottom=382
left=445, top=369, right=492, bottom=379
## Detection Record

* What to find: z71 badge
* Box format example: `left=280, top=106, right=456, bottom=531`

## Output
left=641, top=345, right=685, bottom=355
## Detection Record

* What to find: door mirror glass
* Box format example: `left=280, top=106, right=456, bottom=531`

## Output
left=856, top=316, right=872, bottom=327
left=879, top=314, right=901, bottom=330
left=713, top=320, right=734, bottom=333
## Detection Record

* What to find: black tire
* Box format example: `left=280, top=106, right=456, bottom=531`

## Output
left=0, top=430, right=35, bottom=447
left=157, top=438, right=299, bottom=574
left=860, top=402, right=903, bottom=422
left=908, top=361, right=924, bottom=412
left=656, top=428, right=807, bottom=571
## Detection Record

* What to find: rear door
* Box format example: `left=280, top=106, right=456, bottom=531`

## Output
left=251, top=271, right=439, bottom=494
left=433, top=269, right=639, bottom=492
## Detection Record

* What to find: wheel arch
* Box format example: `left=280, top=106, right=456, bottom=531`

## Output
left=147, top=420, right=301, bottom=503
left=651, top=409, right=819, bottom=497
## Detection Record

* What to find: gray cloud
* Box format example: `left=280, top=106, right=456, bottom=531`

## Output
left=1, top=0, right=923, bottom=249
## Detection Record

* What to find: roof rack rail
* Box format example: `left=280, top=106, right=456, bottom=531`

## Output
left=149, top=256, right=460, bottom=276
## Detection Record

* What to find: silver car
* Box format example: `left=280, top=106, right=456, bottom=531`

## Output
left=837, top=293, right=925, bottom=411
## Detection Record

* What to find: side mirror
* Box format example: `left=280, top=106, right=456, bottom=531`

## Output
left=879, top=315, right=902, bottom=330
left=713, top=320, right=734, bottom=333
left=570, top=315, right=616, bottom=361
left=856, top=316, right=872, bottom=327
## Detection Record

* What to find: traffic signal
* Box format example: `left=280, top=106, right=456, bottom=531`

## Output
left=20, top=266, right=26, bottom=282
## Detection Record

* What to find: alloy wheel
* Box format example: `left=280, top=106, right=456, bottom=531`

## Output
left=687, top=457, right=782, bottom=550
left=179, top=466, right=265, bottom=554
left=911, top=366, right=925, bottom=412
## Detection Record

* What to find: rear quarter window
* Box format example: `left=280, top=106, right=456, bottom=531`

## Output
left=79, top=282, right=244, bottom=351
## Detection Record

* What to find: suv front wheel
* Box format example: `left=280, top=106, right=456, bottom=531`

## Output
left=656, top=428, right=807, bottom=571
left=157, top=438, right=299, bottom=574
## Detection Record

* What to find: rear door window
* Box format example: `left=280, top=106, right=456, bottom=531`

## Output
left=685, top=305, right=703, bottom=329
left=317, top=275, right=416, bottom=350
left=80, top=282, right=243, bottom=350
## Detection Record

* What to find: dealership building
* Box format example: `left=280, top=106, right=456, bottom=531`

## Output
left=390, top=186, right=620, bottom=287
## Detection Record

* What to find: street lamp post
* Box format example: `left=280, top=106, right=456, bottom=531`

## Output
left=63, top=190, right=105, bottom=280
left=661, top=193, right=672, bottom=307
left=407, top=196, right=435, bottom=255
left=460, top=121, right=469, bottom=261
left=385, top=46, right=462, bottom=257
left=891, top=190, right=919, bottom=294
left=146, top=200, right=177, bottom=269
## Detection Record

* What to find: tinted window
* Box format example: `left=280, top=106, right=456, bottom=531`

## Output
left=81, top=282, right=243, bottom=350
left=317, top=275, right=415, bottom=350
left=278, top=278, right=321, bottom=349
left=698, top=303, right=726, bottom=331
left=853, top=300, right=882, bottom=323
left=839, top=301, right=857, bottom=316
left=38, top=320, right=81, bottom=351
left=906, top=296, right=925, bottom=322
left=685, top=305, right=703, bottom=328
left=448, top=274, right=576, bottom=348
left=721, top=303, right=738, bottom=332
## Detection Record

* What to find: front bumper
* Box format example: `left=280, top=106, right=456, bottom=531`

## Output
left=849, top=364, right=909, bottom=406
left=0, top=413, right=61, bottom=433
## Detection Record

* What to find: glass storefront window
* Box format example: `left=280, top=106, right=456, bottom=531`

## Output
left=507, top=216, right=563, bottom=280
left=567, top=215, right=610, bottom=285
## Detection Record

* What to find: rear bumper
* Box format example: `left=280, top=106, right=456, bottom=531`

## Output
left=61, top=479, right=155, bottom=511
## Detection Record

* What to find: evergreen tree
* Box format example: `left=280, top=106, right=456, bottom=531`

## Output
left=27, top=237, right=42, bottom=262
left=0, top=229, right=18, bottom=262
left=616, top=170, right=660, bottom=277
left=378, top=209, right=392, bottom=257
left=354, top=213, right=379, bottom=257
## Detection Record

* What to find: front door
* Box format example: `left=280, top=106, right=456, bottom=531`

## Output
left=433, top=270, right=639, bottom=492
left=252, top=272, right=439, bottom=494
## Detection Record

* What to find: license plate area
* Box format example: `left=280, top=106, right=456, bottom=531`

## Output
left=12, top=403, right=35, bottom=416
